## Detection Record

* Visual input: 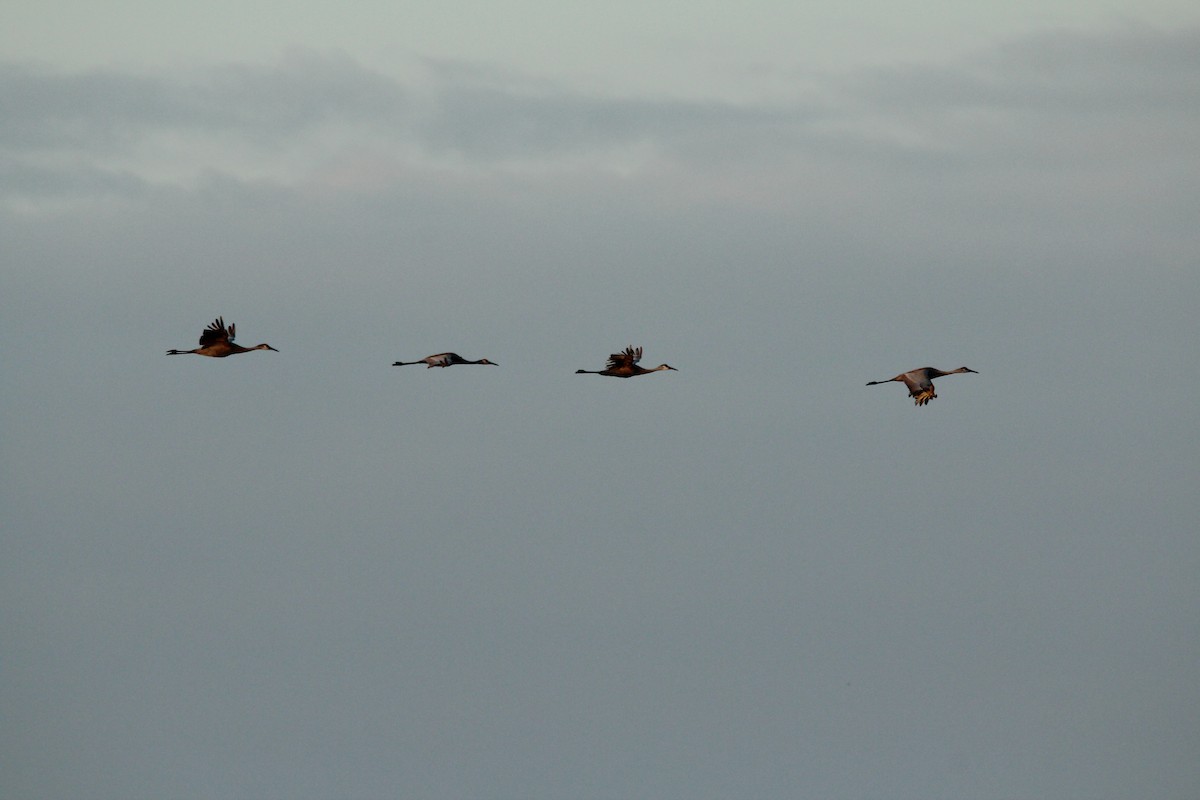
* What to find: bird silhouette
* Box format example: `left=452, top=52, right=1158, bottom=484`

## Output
left=166, top=317, right=277, bottom=357
left=576, top=346, right=676, bottom=378
left=866, top=366, right=977, bottom=406
left=392, top=353, right=497, bottom=368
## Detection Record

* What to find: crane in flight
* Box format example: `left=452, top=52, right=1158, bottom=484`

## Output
left=866, top=366, right=977, bottom=406
left=166, top=317, right=277, bottom=357
left=576, top=346, right=676, bottom=378
left=392, top=353, right=497, bottom=368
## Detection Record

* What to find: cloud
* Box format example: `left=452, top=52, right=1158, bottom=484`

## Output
left=0, top=50, right=409, bottom=149
left=0, top=64, right=175, bottom=152
left=852, top=26, right=1200, bottom=111
left=0, top=50, right=415, bottom=201
left=837, top=25, right=1200, bottom=159
left=1, top=26, right=1197, bottom=209
left=414, top=56, right=797, bottom=161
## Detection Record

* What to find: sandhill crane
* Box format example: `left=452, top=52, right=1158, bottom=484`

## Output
left=166, top=317, right=277, bottom=357
left=866, top=366, right=977, bottom=406
left=392, top=353, right=497, bottom=368
left=576, top=346, right=677, bottom=378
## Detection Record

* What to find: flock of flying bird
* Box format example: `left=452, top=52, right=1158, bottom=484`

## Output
left=167, top=316, right=978, bottom=406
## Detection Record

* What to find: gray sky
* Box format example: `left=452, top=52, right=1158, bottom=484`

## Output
left=2, top=3, right=1199, bottom=799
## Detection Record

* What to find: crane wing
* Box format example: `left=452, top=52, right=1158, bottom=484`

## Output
left=198, top=317, right=233, bottom=346
left=606, top=346, right=642, bottom=370
left=900, top=371, right=932, bottom=393
left=901, top=372, right=937, bottom=404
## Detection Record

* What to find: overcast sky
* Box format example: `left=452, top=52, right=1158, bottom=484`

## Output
left=3, top=3, right=1199, bottom=799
